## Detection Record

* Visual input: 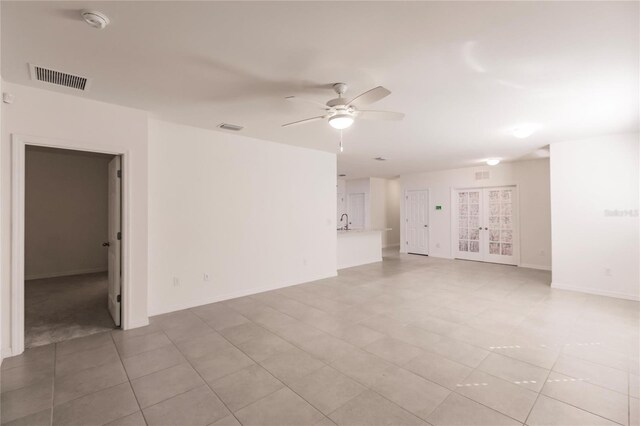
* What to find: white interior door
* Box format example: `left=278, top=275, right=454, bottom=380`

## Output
left=406, top=190, right=429, bottom=255
left=454, top=189, right=483, bottom=261
left=347, top=193, right=365, bottom=229
left=483, top=187, right=518, bottom=265
left=337, top=193, right=346, bottom=228
left=107, top=156, right=122, bottom=327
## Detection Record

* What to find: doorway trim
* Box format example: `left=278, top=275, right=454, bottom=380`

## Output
left=10, top=133, right=131, bottom=356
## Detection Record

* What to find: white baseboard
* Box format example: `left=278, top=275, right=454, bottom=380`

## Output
left=551, top=282, right=640, bottom=301
left=149, top=270, right=338, bottom=317
left=124, top=318, right=150, bottom=330
left=25, top=267, right=108, bottom=281
left=2, top=347, right=14, bottom=359
left=520, top=263, right=552, bottom=271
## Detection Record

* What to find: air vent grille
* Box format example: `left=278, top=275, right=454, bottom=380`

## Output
left=475, top=171, right=490, bottom=180
left=30, top=64, right=89, bottom=91
left=218, top=123, right=244, bottom=131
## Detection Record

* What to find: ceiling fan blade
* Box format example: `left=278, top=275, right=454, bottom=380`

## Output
left=347, top=86, right=391, bottom=108
left=357, top=110, right=405, bottom=121
left=285, top=96, right=329, bottom=110
left=282, top=115, right=327, bottom=127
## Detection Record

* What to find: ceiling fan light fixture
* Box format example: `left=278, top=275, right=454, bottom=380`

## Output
left=486, top=158, right=501, bottom=166
left=329, top=113, right=354, bottom=130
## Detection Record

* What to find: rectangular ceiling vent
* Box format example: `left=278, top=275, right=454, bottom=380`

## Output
left=475, top=170, right=490, bottom=180
left=29, top=64, right=91, bottom=91
left=218, top=123, right=244, bottom=131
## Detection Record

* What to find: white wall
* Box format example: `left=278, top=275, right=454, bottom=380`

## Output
left=25, top=147, right=111, bottom=280
left=148, top=119, right=337, bottom=315
left=400, top=159, right=552, bottom=269
left=370, top=177, right=387, bottom=240
left=1, top=82, right=149, bottom=355
left=551, top=133, right=639, bottom=300
left=385, top=178, right=401, bottom=247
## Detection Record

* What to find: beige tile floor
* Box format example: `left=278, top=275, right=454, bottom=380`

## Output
left=2, top=249, right=639, bottom=426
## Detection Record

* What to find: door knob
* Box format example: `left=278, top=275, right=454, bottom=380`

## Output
left=484, top=227, right=488, bottom=230
left=424, top=225, right=428, bottom=227
left=102, top=242, right=110, bottom=247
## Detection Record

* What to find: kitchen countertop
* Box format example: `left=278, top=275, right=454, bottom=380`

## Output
left=337, top=228, right=392, bottom=235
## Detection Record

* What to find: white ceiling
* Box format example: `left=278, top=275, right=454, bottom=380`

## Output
left=2, top=1, right=638, bottom=178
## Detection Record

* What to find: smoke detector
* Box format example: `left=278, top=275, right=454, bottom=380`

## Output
left=81, top=10, right=110, bottom=29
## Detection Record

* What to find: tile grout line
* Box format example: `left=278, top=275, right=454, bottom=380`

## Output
left=204, top=311, right=443, bottom=425
left=168, top=323, right=247, bottom=425
left=522, top=342, right=558, bottom=425
left=108, top=331, right=147, bottom=426
left=173, top=314, right=353, bottom=424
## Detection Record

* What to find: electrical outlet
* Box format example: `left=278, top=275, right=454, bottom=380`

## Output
left=604, top=268, right=612, bottom=277
left=203, top=273, right=210, bottom=282
left=173, top=277, right=180, bottom=287
left=436, top=243, right=441, bottom=248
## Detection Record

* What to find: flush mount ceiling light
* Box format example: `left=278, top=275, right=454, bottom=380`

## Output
left=512, top=124, right=537, bottom=139
left=486, top=159, right=500, bottom=166
left=328, top=112, right=354, bottom=130
left=81, top=10, right=110, bottom=29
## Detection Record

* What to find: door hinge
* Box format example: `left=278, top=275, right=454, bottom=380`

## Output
left=117, top=170, right=122, bottom=178
left=117, top=232, right=122, bottom=240
left=116, top=294, right=121, bottom=303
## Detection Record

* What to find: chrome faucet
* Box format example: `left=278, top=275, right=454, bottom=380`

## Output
left=340, top=213, right=349, bottom=231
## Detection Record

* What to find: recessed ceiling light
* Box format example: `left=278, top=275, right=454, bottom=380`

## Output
left=486, top=159, right=500, bottom=166
left=81, top=10, right=110, bottom=29
left=512, top=125, right=536, bottom=139
left=329, top=113, right=354, bottom=130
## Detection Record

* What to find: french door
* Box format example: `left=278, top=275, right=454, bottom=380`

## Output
left=454, top=186, right=518, bottom=265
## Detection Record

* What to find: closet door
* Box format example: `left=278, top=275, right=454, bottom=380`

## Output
left=483, top=187, right=518, bottom=265
left=454, top=189, right=483, bottom=261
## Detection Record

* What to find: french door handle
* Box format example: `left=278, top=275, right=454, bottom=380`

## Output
left=424, top=225, right=428, bottom=227
left=102, top=242, right=110, bottom=247
left=484, top=227, right=488, bottom=230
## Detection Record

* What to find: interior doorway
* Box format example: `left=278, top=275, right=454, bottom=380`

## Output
left=24, top=146, right=122, bottom=348
left=347, top=193, right=365, bottom=229
left=405, top=189, right=429, bottom=255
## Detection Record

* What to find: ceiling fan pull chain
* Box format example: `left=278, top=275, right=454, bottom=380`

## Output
left=339, top=130, right=344, bottom=153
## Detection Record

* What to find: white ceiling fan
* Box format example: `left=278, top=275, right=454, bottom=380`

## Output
left=282, top=83, right=404, bottom=129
